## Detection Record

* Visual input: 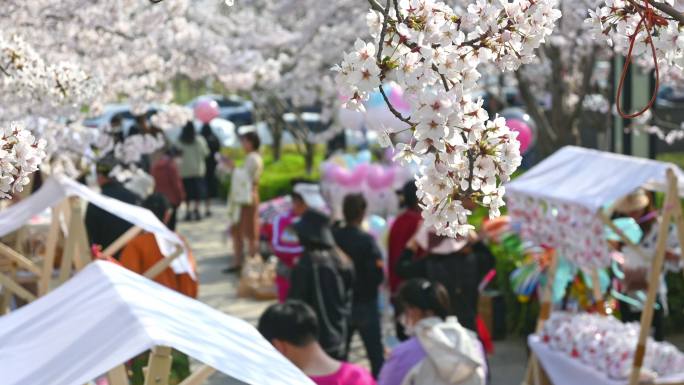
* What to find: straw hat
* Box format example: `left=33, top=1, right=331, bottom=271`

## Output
left=613, top=189, right=650, bottom=214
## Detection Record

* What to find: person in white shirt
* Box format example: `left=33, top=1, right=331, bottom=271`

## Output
left=224, top=130, right=263, bottom=273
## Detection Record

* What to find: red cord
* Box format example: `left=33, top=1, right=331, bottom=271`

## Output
left=615, top=0, right=668, bottom=119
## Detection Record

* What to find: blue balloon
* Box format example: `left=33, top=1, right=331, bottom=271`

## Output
left=366, top=90, right=386, bottom=109
left=357, top=149, right=372, bottom=164
left=344, top=154, right=358, bottom=169
left=368, top=215, right=387, bottom=235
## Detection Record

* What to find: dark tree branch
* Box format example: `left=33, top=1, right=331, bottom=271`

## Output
left=368, top=0, right=386, bottom=14
left=514, top=68, right=558, bottom=143
left=568, top=47, right=599, bottom=131
left=379, top=85, right=412, bottom=125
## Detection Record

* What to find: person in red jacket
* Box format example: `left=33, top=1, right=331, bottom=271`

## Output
left=151, top=146, right=186, bottom=231
left=387, top=181, right=422, bottom=340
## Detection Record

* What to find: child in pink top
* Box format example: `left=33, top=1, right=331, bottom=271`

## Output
left=310, top=362, right=375, bottom=385
left=258, top=301, right=377, bottom=385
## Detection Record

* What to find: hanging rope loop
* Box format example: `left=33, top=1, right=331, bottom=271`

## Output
left=616, top=0, right=668, bottom=119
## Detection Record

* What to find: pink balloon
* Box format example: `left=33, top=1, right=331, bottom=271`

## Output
left=366, top=165, right=396, bottom=190
left=336, top=164, right=369, bottom=187
left=388, top=87, right=410, bottom=112
left=507, top=119, right=533, bottom=154
left=194, top=99, right=220, bottom=123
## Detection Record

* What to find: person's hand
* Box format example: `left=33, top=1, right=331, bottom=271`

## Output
left=406, top=237, right=419, bottom=252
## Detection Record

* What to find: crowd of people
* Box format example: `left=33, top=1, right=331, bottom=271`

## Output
left=259, top=180, right=493, bottom=385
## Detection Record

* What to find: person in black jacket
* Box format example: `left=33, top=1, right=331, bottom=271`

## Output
left=333, top=194, right=385, bottom=377
left=85, top=155, right=141, bottom=258
left=288, top=209, right=354, bottom=361
left=200, top=123, right=220, bottom=216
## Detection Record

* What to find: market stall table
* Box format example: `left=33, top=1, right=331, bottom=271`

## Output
left=528, top=335, right=684, bottom=385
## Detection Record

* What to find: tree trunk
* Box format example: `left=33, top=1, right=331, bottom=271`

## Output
left=272, top=126, right=282, bottom=161
left=304, top=141, right=314, bottom=175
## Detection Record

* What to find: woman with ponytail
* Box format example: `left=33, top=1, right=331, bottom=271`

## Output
left=378, top=278, right=486, bottom=385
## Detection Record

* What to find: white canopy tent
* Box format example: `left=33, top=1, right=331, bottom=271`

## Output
left=507, top=146, right=684, bottom=211
left=0, top=175, right=195, bottom=309
left=0, top=261, right=313, bottom=385
left=508, top=147, right=684, bottom=385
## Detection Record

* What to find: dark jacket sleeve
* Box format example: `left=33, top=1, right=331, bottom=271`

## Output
left=395, top=248, right=427, bottom=280
left=474, top=241, right=496, bottom=282
left=367, top=237, right=385, bottom=287
left=288, top=256, right=310, bottom=301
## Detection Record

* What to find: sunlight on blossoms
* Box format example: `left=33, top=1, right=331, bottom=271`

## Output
left=334, top=0, right=562, bottom=237
left=0, top=122, right=47, bottom=198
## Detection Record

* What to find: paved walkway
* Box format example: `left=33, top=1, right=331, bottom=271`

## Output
left=178, top=203, right=527, bottom=384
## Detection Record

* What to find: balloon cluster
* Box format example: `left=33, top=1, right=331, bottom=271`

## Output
left=322, top=151, right=397, bottom=191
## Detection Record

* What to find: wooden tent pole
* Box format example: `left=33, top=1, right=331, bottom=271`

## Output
left=102, top=226, right=142, bottom=258
left=0, top=242, right=41, bottom=276
left=144, top=247, right=183, bottom=280
left=0, top=271, right=37, bottom=302
left=522, top=250, right=557, bottom=385
left=107, top=364, right=130, bottom=385
left=667, top=186, right=684, bottom=279
left=40, top=202, right=64, bottom=295
left=58, top=198, right=82, bottom=284
left=177, top=365, right=216, bottom=385
left=70, top=211, right=91, bottom=272
left=627, top=169, right=678, bottom=385
left=144, top=346, right=173, bottom=385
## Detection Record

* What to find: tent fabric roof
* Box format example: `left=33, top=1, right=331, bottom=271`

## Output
left=0, top=261, right=313, bottom=385
left=0, top=175, right=193, bottom=277
left=506, top=146, right=684, bottom=212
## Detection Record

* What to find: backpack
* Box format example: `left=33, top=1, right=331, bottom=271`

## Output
left=401, top=317, right=486, bottom=385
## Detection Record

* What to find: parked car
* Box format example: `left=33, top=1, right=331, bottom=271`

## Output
left=82, top=104, right=160, bottom=136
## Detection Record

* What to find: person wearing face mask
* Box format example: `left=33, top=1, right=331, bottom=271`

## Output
left=377, top=278, right=486, bottom=385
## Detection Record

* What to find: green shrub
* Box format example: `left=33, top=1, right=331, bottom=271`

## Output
left=220, top=145, right=324, bottom=201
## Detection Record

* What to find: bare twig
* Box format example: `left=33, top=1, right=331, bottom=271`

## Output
left=625, top=0, right=684, bottom=24
left=0, top=64, right=9, bottom=77
left=650, top=0, right=684, bottom=24
left=367, top=0, right=386, bottom=13
left=376, top=0, right=391, bottom=63
left=379, top=85, right=413, bottom=125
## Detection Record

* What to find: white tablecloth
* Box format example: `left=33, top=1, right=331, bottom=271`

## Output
left=528, top=335, right=684, bottom=385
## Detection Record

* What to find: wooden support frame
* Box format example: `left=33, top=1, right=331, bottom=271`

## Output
left=103, top=226, right=142, bottom=258
left=590, top=269, right=605, bottom=315
left=627, top=169, right=684, bottom=385
left=107, top=364, right=130, bottom=385
left=523, top=251, right=557, bottom=385
left=144, top=246, right=183, bottom=280
left=144, top=346, right=173, bottom=385
left=178, top=365, right=216, bottom=385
